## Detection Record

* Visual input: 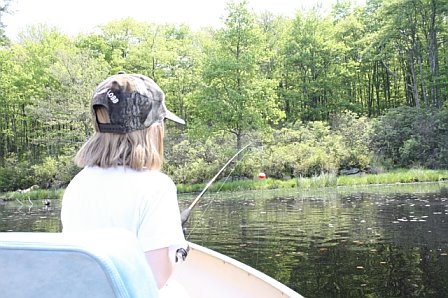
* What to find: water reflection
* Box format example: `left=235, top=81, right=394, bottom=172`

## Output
left=1, top=183, right=448, bottom=297
left=181, top=184, right=448, bottom=297
left=0, top=199, right=61, bottom=232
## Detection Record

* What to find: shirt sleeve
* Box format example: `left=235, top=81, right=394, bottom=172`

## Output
left=137, top=174, right=187, bottom=252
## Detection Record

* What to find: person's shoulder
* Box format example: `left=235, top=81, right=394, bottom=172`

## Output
left=142, top=170, right=175, bottom=185
left=139, top=171, right=177, bottom=196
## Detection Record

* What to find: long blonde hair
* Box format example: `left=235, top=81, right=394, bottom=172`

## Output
left=75, top=107, right=164, bottom=170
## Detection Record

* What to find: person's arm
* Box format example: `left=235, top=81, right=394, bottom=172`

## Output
left=145, top=247, right=173, bottom=289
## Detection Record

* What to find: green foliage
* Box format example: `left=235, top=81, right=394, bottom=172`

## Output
left=30, top=155, right=79, bottom=188
left=262, top=122, right=347, bottom=179
left=192, top=1, right=285, bottom=147
left=31, top=157, right=58, bottom=186
left=296, top=172, right=338, bottom=189
left=336, top=169, right=448, bottom=187
left=0, top=152, right=79, bottom=192
left=1, top=1, right=448, bottom=190
left=176, top=176, right=298, bottom=194
left=166, top=138, right=229, bottom=184
left=0, top=154, right=33, bottom=192
left=331, top=111, right=373, bottom=169
left=371, top=106, right=447, bottom=168
left=281, top=10, right=345, bottom=121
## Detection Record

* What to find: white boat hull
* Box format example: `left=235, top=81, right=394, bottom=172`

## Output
left=172, top=242, right=302, bottom=298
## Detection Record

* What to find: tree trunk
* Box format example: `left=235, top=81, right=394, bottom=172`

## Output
left=427, top=0, right=441, bottom=108
left=416, top=46, right=427, bottom=105
left=407, top=49, right=420, bottom=107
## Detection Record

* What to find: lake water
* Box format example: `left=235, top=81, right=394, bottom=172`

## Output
left=1, top=182, right=448, bottom=297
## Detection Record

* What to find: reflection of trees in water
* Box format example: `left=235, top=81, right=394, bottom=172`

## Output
left=285, top=190, right=448, bottom=297
left=288, top=241, right=446, bottom=297
left=186, top=188, right=448, bottom=297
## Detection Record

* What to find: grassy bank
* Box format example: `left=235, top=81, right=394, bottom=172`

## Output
left=177, top=168, right=448, bottom=193
left=0, top=188, right=65, bottom=201
left=1, top=168, right=448, bottom=201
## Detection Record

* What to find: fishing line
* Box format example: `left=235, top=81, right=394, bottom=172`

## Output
left=180, top=143, right=252, bottom=227
left=185, top=166, right=238, bottom=239
left=183, top=147, right=251, bottom=240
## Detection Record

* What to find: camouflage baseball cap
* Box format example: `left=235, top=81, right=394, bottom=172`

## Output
left=91, top=72, right=185, bottom=133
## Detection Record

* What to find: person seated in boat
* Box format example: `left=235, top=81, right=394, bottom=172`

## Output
left=61, top=72, right=188, bottom=290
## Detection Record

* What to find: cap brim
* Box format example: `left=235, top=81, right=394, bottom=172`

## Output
left=165, top=110, right=185, bottom=125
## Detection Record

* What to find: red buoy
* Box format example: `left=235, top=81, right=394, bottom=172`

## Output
left=258, top=172, right=266, bottom=179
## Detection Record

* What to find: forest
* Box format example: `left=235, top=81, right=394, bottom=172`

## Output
left=0, top=0, right=447, bottom=192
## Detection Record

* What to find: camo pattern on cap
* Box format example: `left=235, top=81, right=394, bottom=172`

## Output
left=91, top=73, right=184, bottom=133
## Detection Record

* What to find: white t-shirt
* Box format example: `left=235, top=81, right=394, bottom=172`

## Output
left=61, top=166, right=186, bottom=252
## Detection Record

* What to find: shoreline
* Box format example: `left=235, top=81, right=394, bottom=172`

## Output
left=2, top=168, right=448, bottom=201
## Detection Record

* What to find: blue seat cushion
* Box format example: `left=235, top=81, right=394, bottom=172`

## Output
left=0, top=228, right=158, bottom=298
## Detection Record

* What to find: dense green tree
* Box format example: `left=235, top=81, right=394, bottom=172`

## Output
left=256, top=12, right=289, bottom=81
left=75, top=33, right=113, bottom=61
left=365, top=0, right=448, bottom=110
left=281, top=9, right=341, bottom=122
left=97, top=17, right=148, bottom=73
left=357, top=0, right=400, bottom=115
left=0, top=47, right=15, bottom=162
left=383, top=0, right=426, bottom=107
left=330, top=2, right=367, bottom=115
left=0, top=26, right=109, bottom=163
left=418, top=0, right=448, bottom=108
left=0, top=26, right=66, bottom=162
left=370, top=106, right=448, bottom=168
left=29, top=46, right=110, bottom=144
left=193, top=1, right=284, bottom=149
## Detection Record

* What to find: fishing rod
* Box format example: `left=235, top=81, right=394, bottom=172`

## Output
left=180, top=143, right=251, bottom=227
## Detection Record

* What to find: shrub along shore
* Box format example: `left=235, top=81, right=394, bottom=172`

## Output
left=2, top=168, right=448, bottom=202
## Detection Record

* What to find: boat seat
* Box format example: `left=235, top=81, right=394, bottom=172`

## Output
left=0, top=228, right=158, bottom=298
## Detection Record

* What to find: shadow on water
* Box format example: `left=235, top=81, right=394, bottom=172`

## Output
left=2, top=182, right=448, bottom=297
